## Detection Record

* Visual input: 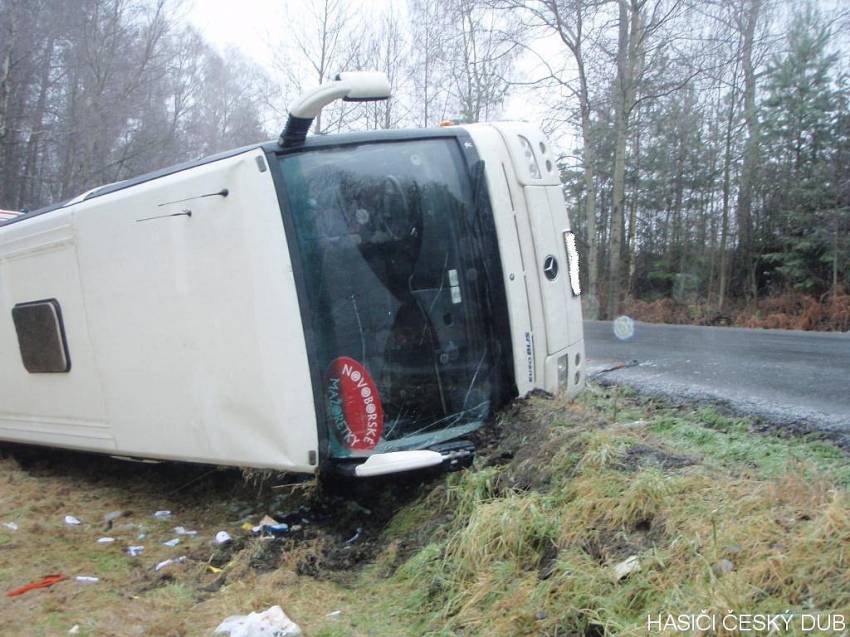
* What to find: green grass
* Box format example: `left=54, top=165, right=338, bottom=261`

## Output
left=649, top=407, right=850, bottom=486
left=373, top=386, right=850, bottom=636
left=3, top=384, right=848, bottom=636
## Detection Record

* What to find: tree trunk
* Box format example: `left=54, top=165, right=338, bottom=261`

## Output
left=626, top=115, right=641, bottom=297
left=605, top=0, right=638, bottom=319
left=735, top=0, right=762, bottom=301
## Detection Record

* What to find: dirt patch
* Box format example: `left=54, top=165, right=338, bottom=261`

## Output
left=620, top=443, right=695, bottom=472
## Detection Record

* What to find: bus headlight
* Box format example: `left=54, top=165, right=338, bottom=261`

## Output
left=518, top=135, right=542, bottom=179
left=557, top=354, right=568, bottom=386
left=563, top=231, right=581, bottom=296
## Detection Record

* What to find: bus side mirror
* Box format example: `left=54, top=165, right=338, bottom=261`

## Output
left=338, top=71, right=391, bottom=102
left=279, top=71, right=391, bottom=148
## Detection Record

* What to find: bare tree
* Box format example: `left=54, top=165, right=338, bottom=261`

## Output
left=442, top=0, right=518, bottom=123
left=276, top=0, right=361, bottom=134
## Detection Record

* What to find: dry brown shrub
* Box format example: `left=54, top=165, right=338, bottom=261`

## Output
left=736, top=292, right=850, bottom=331
left=624, top=292, right=850, bottom=332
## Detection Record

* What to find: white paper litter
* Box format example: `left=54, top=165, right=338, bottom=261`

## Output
left=97, top=537, right=115, bottom=544
left=64, top=515, right=81, bottom=525
left=174, top=526, right=197, bottom=536
left=613, top=555, right=640, bottom=580
left=68, top=625, right=80, bottom=634
left=153, top=510, right=172, bottom=520
left=155, top=556, right=187, bottom=572
left=75, top=576, right=99, bottom=584
left=163, top=538, right=181, bottom=547
left=127, top=545, right=144, bottom=557
left=215, top=606, right=302, bottom=637
left=2, top=522, right=18, bottom=531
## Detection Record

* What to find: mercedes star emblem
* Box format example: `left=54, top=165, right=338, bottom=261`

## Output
left=543, top=255, right=559, bottom=280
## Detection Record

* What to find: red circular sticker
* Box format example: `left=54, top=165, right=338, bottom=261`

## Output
left=325, top=357, right=384, bottom=450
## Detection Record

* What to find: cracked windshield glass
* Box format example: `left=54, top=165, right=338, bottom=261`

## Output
left=280, top=140, right=497, bottom=457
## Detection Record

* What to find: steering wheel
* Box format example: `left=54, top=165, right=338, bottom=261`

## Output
left=379, top=175, right=412, bottom=241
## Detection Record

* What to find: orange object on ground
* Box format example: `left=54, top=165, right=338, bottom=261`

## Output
left=6, top=574, right=67, bottom=597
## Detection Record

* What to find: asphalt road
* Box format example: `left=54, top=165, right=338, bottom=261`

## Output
left=584, top=320, right=850, bottom=440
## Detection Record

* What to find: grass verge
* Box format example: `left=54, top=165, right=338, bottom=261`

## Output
left=1, top=383, right=848, bottom=636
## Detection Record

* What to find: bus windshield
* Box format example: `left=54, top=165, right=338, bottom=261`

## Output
left=279, top=138, right=499, bottom=458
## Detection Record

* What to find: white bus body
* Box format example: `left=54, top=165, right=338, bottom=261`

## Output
left=0, top=118, right=584, bottom=475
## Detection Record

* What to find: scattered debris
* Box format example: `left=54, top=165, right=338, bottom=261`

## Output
left=215, top=531, right=233, bottom=545
left=174, top=526, right=197, bottom=536
left=252, top=515, right=288, bottom=536
left=153, top=510, right=172, bottom=520
left=344, top=528, right=363, bottom=545
left=214, top=605, right=302, bottom=637
left=2, top=521, right=18, bottom=531
left=613, top=555, right=641, bottom=580
left=590, top=359, right=640, bottom=376
left=137, top=532, right=146, bottom=540
left=127, top=546, right=144, bottom=557
left=6, top=574, right=67, bottom=597
left=75, top=576, right=99, bottom=584
left=68, top=625, right=80, bottom=634
left=155, top=556, right=187, bottom=572
left=64, top=515, right=82, bottom=526
left=326, top=610, right=342, bottom=620
left=163, top=538, right=181, bottom=547
left=96, top=537, right=115, bottom=544
left=208, top=565, right=223, bottom=574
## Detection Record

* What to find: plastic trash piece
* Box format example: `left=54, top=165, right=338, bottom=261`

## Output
left=174, top=526, right=197, bottom=536
left=155, top=556, right=187, bottom=572
left=6, top=574, right=67, bottom=597
left=251, top=515, right=288, bottom=536
left=208, top=565, right=224, bottom=574
left=163, top=538, right=180, bottom=547
left=214, top=605, right=302, bottom=637
left=326, top=610, right=342, bottom=619
left=2, top=522, right=18, bottom=531
left=153, top=510, right=172, bottom=520
left=75, top=576, right=99, bottom=584
left=240, top=522, right=254, bottom=532
left=68, top=625, right=80, bottom=634
left=215, top=531, right=233, bottom=545
left=97, top=537, right=115, bottom=544
left=64, top=515, right=81, bottom=526
left=344, top=528, right=362, bottom=545
left=127, top=546, right=144, bottom=557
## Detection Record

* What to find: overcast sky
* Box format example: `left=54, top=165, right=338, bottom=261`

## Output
left=185, top=0, right=563, bottom=149
left=184, top=0, right=847, bottom=156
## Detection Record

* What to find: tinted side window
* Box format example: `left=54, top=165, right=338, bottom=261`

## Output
left=12, top=299, right=71, bottom=373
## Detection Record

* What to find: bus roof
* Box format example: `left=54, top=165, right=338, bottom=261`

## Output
left=0, top=127, right=463, bottom=229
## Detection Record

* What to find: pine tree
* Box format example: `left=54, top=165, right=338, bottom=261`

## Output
left=760, top=4, right=843, bottom=295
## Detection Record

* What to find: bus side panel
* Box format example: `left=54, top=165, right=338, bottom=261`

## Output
left=72, top=150, right=318, bottom=471
left=0, top=213, right=114, bottom=450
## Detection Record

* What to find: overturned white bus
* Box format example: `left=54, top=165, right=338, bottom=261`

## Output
left=0, top=72, right=584, bottom=477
